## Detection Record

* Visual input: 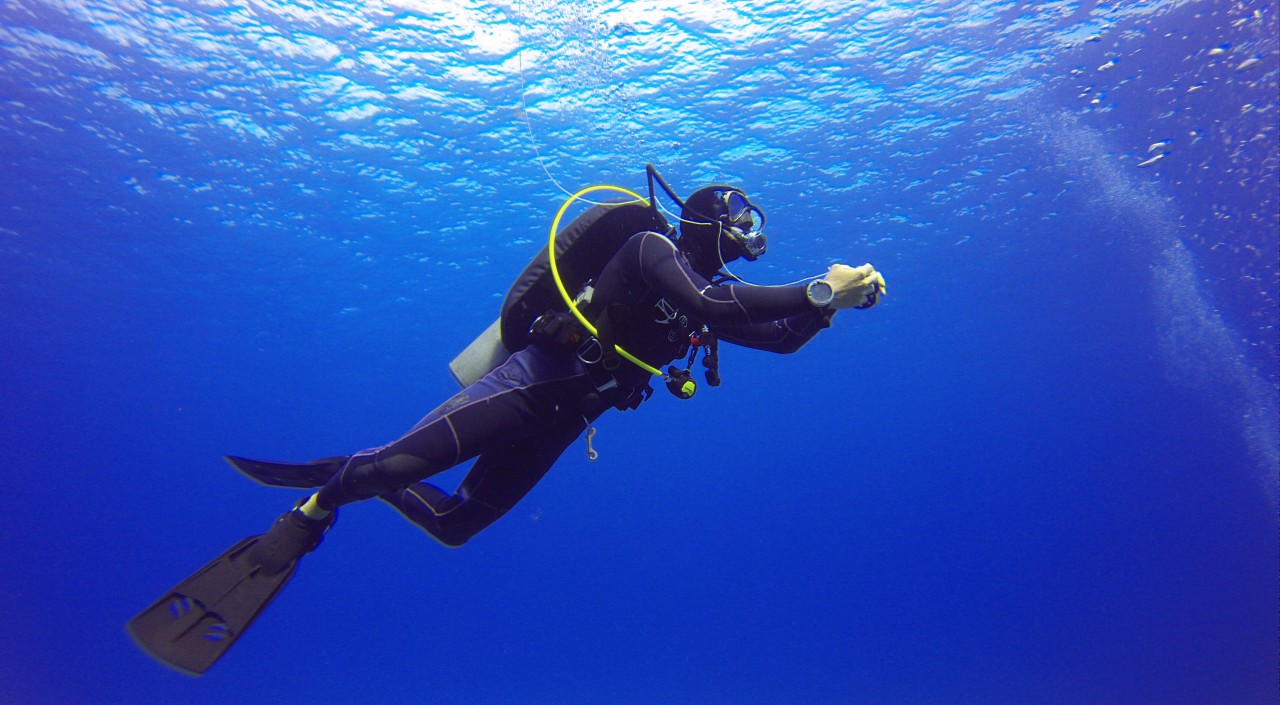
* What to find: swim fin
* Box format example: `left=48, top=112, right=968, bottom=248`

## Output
left=127, top=506, right=335, bottom=675
left=225, top=455, right=347, bottom=489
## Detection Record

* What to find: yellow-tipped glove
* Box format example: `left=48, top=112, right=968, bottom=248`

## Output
left=827, top=263, right=887, bottom=310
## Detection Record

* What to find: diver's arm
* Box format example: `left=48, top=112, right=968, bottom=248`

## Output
left=713, top=263, right=887, bottom=352
left=636, top=232, right=812, bottom=324
left=715, top=309, right=835, bottom=354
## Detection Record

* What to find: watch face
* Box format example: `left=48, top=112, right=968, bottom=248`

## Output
left=809, top=280, right=834, bottom=306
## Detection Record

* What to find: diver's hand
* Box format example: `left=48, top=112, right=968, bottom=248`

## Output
left=827, top=263, right=887, bottom=310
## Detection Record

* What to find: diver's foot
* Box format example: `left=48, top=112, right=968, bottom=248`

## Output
left=248, top=502, right=337, bottom=575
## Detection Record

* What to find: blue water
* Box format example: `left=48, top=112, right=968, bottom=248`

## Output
left=2, top=1, right=1277, bottom=703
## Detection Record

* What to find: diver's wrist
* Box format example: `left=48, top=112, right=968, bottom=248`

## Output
left=806, top=279, right=835, bottom=308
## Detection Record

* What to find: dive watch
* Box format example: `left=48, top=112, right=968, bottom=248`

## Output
left=806, top=279, right=835, bottom=308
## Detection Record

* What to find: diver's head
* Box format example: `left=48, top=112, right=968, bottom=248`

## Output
left=677, top=185, right=767, bottom=278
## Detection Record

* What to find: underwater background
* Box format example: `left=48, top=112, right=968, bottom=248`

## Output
left=1, top=1, right=1277, bottom=703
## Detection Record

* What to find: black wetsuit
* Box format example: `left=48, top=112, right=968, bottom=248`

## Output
left=314, top=230, right=833, bottom=546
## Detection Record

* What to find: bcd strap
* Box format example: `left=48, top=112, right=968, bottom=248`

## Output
left=528, top=311, right=585, bottom=348
left=531, top=308, right=722, bottom=406
left=615, top=381, right=653, bottom=411
left=529, top=309, right=653, bottom=412
left=594, top=303, right=627, bottom=371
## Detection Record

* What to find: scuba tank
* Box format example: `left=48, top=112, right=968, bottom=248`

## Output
left=500, top=201, right=669, bottom=353
left=448, top=200, right=668, bottom=387
left=452, top=167, right=724, bottom=399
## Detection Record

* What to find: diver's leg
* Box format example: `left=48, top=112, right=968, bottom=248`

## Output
left=312, top=347, right=591, bottom=512
left=381, top=412, right=592, bottom=546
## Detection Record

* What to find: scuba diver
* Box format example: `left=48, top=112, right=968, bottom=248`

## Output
left=128, top=165, right=887, bottom=675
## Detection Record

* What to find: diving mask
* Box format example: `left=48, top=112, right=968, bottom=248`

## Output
left=720, top=190, right=767, bottom=260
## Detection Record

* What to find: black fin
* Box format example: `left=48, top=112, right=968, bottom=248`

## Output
left=128, top=509, right=334, bottom=675
left=225, top=455, right=347, bottom=488
left=127, top=536, right=295, bottom=675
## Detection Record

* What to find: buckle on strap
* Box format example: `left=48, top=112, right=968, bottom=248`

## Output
left=575, top=337, right=603, bottom=365
left=575, top=338, right=620, bottom=393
